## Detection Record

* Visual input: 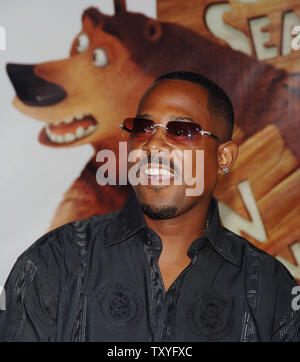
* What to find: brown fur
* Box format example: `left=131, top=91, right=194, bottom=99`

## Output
left=82, top=7, right=299, bottom=157
left=7, top=6, right=300, bottom=230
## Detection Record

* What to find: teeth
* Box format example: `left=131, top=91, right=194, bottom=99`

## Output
left=145, top=168, right=173, bottom=176
left=64, top=117, right=73, bottom=124
left=45, top=125, right=51, bottom=137
left=45, top=120, right=97, bottom=144
left=145, top=168, right=159, bottom=176
left=53, top=114, right=88, bottom=126
left=51, top=134, right=58, bottom=142
left=76, top=126, right=85, bottom=138
left=85, top=125, right=96, bottom=134
left=49, top=132, right=56, bottom=142
left=56, top=135, right=64, bottom=143
left=64, top=133, right=76, bottom=142
left=160, top=169, right=172, bottom=176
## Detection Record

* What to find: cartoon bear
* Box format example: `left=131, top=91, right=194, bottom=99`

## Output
left=6, top=2, right=300, bottom=230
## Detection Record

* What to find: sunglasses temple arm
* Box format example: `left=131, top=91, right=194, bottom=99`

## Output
left=120, top=124, right=132, bottom=133
left=201, top=130, right=221, bottom=142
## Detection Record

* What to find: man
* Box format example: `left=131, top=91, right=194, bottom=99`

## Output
left=0, top=71, right=299, bottom=342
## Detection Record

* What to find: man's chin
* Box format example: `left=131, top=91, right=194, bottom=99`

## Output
left=133, top=184, right=184, bottom=218
left=140, top=203, right=178, bottom=220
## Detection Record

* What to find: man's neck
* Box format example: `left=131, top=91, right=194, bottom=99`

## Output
left=143, top=196, right=212, bottom=261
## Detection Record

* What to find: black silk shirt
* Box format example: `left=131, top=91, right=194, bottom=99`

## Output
left=0, top=192, right=299, bottom=342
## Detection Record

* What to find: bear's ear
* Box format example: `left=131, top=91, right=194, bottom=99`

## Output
left=144, top=19, right=162, bottom=42
left=114, top=0, right=127, bottom=14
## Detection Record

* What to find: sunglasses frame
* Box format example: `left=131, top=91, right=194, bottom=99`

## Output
left=120, top=118, right=221, bottom=143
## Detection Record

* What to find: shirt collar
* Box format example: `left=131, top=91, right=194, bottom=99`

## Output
left=104, top=189, right=146, bottom=245
left=104, top=190, right=240, bottom=267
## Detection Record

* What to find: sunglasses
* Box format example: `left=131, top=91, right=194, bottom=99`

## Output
left=120, top=117, right=221, bottom=145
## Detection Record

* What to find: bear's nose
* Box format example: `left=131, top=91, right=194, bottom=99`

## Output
left=6, top=63, right=67, bottom=107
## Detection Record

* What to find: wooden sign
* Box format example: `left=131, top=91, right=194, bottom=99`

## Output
left=158, top=0, right=300, bottom=282
left=158, top=0, right=300, bottom=72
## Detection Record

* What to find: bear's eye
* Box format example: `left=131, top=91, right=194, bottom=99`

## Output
left=93, top=48, right=108, bottom=67
left=77, top=33, right=89, bottom=53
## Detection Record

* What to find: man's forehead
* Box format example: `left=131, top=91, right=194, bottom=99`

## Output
left=138, top=78, right=209, bottom=114
left=143, top=79, right=207, bottom=103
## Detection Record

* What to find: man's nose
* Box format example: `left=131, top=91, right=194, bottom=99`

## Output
left=142, top=125, right=172, bottom=153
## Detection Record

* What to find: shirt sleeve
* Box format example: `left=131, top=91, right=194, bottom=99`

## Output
left=271, top=262, right=300, bottom=342
left=0, top=252, right=58, bottom=342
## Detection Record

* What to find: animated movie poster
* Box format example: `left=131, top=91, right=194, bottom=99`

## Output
left=0, top=0, right=299, bottom=287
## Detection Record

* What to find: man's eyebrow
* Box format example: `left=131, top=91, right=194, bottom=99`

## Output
left=172, top=116, right=194, bottom=122
left=136, top=114, right=151, bottom=119
left=135, top=114, right=195, bottom=123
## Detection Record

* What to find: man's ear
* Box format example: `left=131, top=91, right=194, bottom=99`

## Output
left=217, top=140, right=238, bottom=176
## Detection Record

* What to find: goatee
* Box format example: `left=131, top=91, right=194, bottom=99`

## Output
left=140, top=204, right=177, bottom=220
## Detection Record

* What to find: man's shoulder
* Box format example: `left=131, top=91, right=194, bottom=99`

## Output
left=11, top=211, right=121, bottom=287
left=26, top=210, right=121, bottom=257
left=221, top=226, right=297, bottom=286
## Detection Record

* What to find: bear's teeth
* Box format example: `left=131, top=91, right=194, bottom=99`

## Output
left=64, top=117, right=73, bottom=124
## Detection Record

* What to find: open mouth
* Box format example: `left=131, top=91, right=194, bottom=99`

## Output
left=139, top=163, right=175, bottom=185
left=144, top=167, right=174, bottom=177
left=39, top=114, right=98, bottom=146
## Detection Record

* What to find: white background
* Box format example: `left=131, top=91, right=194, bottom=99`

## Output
left=0, top=0, right=156, bottom=286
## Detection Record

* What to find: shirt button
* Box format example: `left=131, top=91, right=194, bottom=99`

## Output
left=146, top=233, right=152, bottom=245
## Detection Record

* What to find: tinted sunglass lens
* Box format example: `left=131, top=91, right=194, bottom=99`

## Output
left=133, top=118, right=154, bottom=134
left=167, top=121, right=201, bottom=143
left=123, top=118, right=155, bottom=138
left=123, top=119, right=203, bottom=144
left=123, top=118, right=134, bottom=132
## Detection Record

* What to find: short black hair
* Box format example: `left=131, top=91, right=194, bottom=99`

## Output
left=155, top=71, right=234, bottom=141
